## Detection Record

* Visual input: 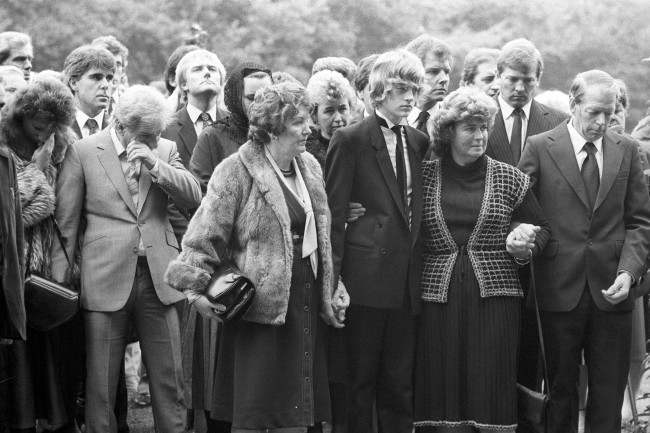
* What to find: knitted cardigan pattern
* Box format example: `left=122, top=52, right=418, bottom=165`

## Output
left=421, top=156, right=530, bottom=303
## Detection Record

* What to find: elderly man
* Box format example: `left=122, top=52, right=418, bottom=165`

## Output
left=0, top=65, right=27, bottom=97
left=486, top=39, right=567, bottom=166
left=326, top=50, right=428, bottom=433
left=63, top=45, right=116, bottom=139
left=405, top=34, right=454, bottom=134
left=52, top=85, right=201, bottom=433
left=0, top=32, right=33, bottom=81
left=518, top=70, right=650, bottom=433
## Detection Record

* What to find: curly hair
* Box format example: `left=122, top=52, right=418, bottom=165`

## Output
left=431, top=87, right=498, bottom=158
left=0, top=76, right=75, bottom=162
left=248, top=81, right=308, bottom=147
left=306, top=70, right=356, bottom=120
left=311, top=57, right=357, bottom=83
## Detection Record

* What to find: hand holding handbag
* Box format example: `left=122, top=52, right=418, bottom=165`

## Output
left=24, top=217, right=79, bottom=331
left=205, top=263, right=255, bottom=322
left=517, top=257, right=550, bottom=433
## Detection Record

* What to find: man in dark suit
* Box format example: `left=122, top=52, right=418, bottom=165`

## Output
left=63, top=45, right=116, bottom=140
left=486, top=39, right=567, bottom=166
left=326, top=50, right=428, bottom=433
left=518, top=70, right=650, bottom=433
left=404, top=34, right=453, bottom=135
left=161, top=48, right=227, bottom=168
left=485, top=40, right=568, bottom=410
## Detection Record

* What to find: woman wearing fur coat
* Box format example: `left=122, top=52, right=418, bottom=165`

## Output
left=1, top=77, right=79, bottom=433
left=166, top=81, right=349, bottom=433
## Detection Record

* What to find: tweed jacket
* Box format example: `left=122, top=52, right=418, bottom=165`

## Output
left=421, top=157, right=531, bottom=303
left=165, top=141, right=334, bottom=325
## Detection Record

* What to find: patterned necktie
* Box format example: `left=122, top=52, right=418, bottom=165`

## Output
left=199, top=112, right=212, bottom=129
left=120, top=151, right=140, bottom=199
left=510, top=108, right=523, bottom=162
left=86, top=118, right=99, bottom=136
left=416, top=110, right=430, bottom=135
left=391, top=124, right=408, bottom=210
left=581, top=142, right=599, bottom=210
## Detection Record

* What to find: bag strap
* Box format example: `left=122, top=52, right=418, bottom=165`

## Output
left=51, top=216, right=73, bottom=270
left=529, top=255, right=550, bottom=393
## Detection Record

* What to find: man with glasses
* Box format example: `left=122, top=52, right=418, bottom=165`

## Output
left=325, top=50, right=428, bottom=433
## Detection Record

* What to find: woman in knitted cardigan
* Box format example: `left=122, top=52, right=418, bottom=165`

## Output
left=413, top=87, right=550, bottom=433
left=1, top=77, right=77, bottom=433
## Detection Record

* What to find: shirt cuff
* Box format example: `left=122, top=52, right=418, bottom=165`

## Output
left=618, top=269, right=636, bottom=285
left=185, top=290, right=202, bottom=304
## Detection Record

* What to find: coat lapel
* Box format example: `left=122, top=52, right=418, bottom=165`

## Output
left=594, top=132, right=624, bottom=211
left=526, top=100, right=546, bottom=139
left=95, top=130, right=138, bottom=217
left=488, top=108, right=514, bottom=165
left=546, top=123, right=591, bottom=211
left=405, top=127, right=423, bottom=240
left=367, top=116, right=409, bottom=225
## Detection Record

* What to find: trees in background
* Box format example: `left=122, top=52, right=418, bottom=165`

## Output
left=2, top=0, right=649, bottom=126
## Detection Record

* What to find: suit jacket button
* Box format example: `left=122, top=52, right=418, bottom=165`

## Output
left=380, top=248, right=388, bottom=255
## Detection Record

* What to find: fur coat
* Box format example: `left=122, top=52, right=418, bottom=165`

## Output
left=165, top=140, right=334, bottom=325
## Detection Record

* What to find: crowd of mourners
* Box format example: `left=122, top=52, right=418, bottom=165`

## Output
left=1, top=28, right=650, bottom=433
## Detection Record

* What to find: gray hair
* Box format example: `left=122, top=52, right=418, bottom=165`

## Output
left=0, top=32, right=31, bottom=65
left=311, top=57, right=357, bottom=82
left=0, top=65, right=25, bottom=85
left=113, top=85, right=171, bottom=138
left=568, top=69, right=616, bottom=105
left=306, top=70, right=356, bottom=109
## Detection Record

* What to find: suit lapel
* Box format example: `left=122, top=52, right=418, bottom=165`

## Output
left=546, top=124, right=591, bottom=211
left=405, top=127, right=422, bottom=240
left=526, top=100, right=545, bottom=139
left=177, top=109, right=198, bottom=159
left=72, top=121, right=82, bottom=140
left=95, top=130, right=138, bottom=217
left=594, top=132, right=624, bottom=211
left=368, top=116, right=409, bottom=225
left=488, top=108, right=514, bottom=165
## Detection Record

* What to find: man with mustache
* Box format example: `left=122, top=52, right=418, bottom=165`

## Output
left=405, top=34, right=453, bottom=136
left=325, top=50, right=428, bottom=433
left=63, top=45, right=116, bottom=139
left=518, top=70, right=650, bottom=433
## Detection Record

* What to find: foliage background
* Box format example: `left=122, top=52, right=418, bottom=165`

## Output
left=2, top=0, right=649, bottom=127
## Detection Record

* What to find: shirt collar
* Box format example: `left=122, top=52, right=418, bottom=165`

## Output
left=109, top=126, right=126, bottom=156
left=498, top=94, right=532, bottom=120
left=376, top=109, right=407, bottom=128
left=76, top=109, right=104, bottom=129
left=186, top=103, right=217, bottom=124
left=567, top=120, right=603, bottom=156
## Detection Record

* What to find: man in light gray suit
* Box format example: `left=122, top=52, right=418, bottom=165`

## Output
left=51, top=85, right=202, bottom=433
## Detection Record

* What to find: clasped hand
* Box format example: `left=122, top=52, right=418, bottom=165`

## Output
left=126, top=140, right=158, bottom=169
left=602, top=272, right=632, bottom=305
left=506, top=223, right=540, bottom=260
left=321, top=280, right=350, bottom=328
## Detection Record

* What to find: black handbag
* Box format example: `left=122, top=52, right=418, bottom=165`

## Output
left=517, top=258, right=549, bottom=433
left=205, top=263, right=255, bottom=322
left=24, top=218, right=79, bottom=332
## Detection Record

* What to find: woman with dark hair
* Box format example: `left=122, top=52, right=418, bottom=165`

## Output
left=190, top=61, right=272, bottom=191
left=414, top=87, right=549, bottom=433
left=184, top=61, right=272, bottom=433
left=1, top=77, right=77, bottom=432
left=167, top=81, right=348, bottom=433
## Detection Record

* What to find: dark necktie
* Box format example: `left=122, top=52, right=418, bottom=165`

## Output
left=85, top=118, right=99, bottom=136
left=391, top=125, right=408, bottom=209
left=581, top=142, right=599, bottom=210
left=415, top=110, right=430, bottom=135
left=510, top=108, right=523, bottom=162
left=199, top=112, right=212, bottom=129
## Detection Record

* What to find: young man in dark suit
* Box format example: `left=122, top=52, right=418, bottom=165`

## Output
left=63, top=45, right=116, bottom=140
left=518, top=70, right=650, bottom=433
left=326, top=49, right=428, bottom=433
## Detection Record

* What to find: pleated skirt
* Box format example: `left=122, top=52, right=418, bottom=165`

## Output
left=414, top=250, right=521, bottom=430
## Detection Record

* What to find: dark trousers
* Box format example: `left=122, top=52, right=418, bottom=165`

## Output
left=345, top=304, right=416, bottom=433
left=84, top=259, right=185, bottom=433
left=541, top=289, right=632, bottom=433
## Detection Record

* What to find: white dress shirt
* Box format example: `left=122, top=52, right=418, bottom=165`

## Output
left=186, top=103, right=217, bottom=137
left=406, top=105, right=436, bottom=129
left=75, top=110, right=105, bottom=138
left=376, top=110, right=413, bottom=222
left=567, top=121, right=603, bottom=178
left=498, top=95, right=532, bottom=151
